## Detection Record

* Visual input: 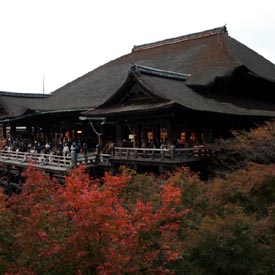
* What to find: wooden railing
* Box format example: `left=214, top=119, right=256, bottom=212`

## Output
left=0, top=149, right=111, bottom=169
left=76, top=153, right=111, bottom=166
left=0, top=145, right=213, bottom=170
left=110, top=145, right=213, bottom=163
left=0, top=150, right=73, bottom=168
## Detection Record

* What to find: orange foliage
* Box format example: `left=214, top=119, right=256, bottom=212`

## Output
left=0, top=165, right=188, bottom=275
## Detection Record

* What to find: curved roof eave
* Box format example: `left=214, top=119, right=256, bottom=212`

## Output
left=136, top=73, right=275, bottom=117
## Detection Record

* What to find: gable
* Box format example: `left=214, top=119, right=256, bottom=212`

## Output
left=117, top=83, right=166, bottom=106
left=99, top=69, right=169, bottom=109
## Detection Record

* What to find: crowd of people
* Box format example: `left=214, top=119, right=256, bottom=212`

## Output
left=2, top=137, right=89, bottom=157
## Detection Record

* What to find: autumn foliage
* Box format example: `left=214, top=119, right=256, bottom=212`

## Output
left=172, top=163, right=275, bottom=275
left=2, top=122, right=275, bottom=274
left=2, top=162, right=275, bottom=275
left=0, top=166, right=187, bottom=275
left=210, top=120, right=275, bottom=174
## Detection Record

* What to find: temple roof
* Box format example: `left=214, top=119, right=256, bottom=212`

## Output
left=132, top=26, right=228, bottom=52
left=0, top=91, right=48, bottom=120
left=40, top=25, right=275, bottom=113
left=132, top=64, right=191, bottom=81
left=84, top=65, right=275, bottom=118
left=1, top=26, right=275, bottom=119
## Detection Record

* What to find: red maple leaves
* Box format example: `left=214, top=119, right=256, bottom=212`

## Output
left=0, top=165, right=188, bottom=275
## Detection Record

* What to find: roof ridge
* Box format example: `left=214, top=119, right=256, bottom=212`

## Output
left=0, top=91, right=48, bottom=98
left=132, top=26, right=227, bottom=52
left=132, top=64, right=191, bottom=81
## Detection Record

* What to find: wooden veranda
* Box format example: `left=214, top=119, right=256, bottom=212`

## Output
left=0, top=145, right=214, bottom=190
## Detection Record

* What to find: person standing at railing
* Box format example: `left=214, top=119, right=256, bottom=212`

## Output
left=70, top=142, right=77, bottom=155
left=83, top=142, right=88, bottom=156
left=160, top=141, right=167, bottom=149
left=45, top=142, right=51, bottom=154
left=35, top=141, right=41, bottom=154
left=30, top=146, right=36, bottom=155
left=48, top=150, right=54, bottom=164
left=70, top=144, right=77, bottom=168
left=27, top=142, right=32, bottom=152
left=6, top=144, right=12, bottom=152
left=63, top=143, right=70, bottom=156
left=149, top=139, right=156, bottom=149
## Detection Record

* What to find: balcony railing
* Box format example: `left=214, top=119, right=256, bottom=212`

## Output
left=110, top=145, right=213, bottom=163
left=0, top=150, right=73, bottom=168
left=0, top=145, right=213, bottom=171
left=0, top=150, right=110, bottom=170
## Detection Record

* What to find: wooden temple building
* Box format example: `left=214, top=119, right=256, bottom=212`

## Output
left=1, top=26, right=275, bottom=181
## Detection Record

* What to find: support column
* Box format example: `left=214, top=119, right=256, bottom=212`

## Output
left=11, top=125, right=16, bottom=140
left=2, top=124, right=7, bottom=139
left=185, top=130, right=191, bottom=148
left=153, top=124, right=160, bottom=147
left=26, top=125, right=32, bottom=140
left=141, top=123, right=147, bottom=148
left=34, top=126, right=38, bottom=141
left=136, top=124, right=142, bottom=148
left=115, top=123, right=122, bottom=146
left=98, top=133, right=103, bottom=148
left=166, top=119, right=174, bottom=147
left=132, top=127, right=136, bottom=147
left=71, top=150, right=77, bottom=168
left=6, top=165, right=12, bottom=196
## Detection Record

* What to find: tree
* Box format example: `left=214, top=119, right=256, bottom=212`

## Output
left=209, top=121, right=275, bottom=175
left=1, top=165, right=188, bottom=275
left=173, top=163, right=275, bottom=275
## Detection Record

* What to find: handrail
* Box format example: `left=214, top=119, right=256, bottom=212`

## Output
left=0, top=149, right=111, bottom=168
left=111, top=145, right=213, bottom=161
left=0, top=145, right=213, bottom=170
left=0, top=150, right=73, bottom=168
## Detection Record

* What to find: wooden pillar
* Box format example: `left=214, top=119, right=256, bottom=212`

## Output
left=116, top=123, right=122, bottom=146
left=186, top=131, right=191, bottom=148
left=71, top=150, right=77, bottom=168
left=98, top=134, right=103, bottom=147
left=195, top=128, right=202, bottom=145
left=205, top=129, right=214, bottom=143
left=166, top=119, right=174, bottom=147
left=34, top=126, right=38, bottom=141
left=6, top=165, right=12, bottom=196
left=17, top=168, right=23, bottom=192
left=153, top=124, right=160, bottom=146
left=132, top=127, right=136, bottom=147
left=45, top=128, right=51, bottom=143
left=11, top=125, right=16, bottom=140
left=141, top=123, right=147, bottom=148
left=26, top=125, right=32, bottom=140
left=2, top=124, right=7, bottom=139
left=136, top=124, right=141, bottom=148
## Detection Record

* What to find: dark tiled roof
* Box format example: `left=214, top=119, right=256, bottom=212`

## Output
left=0, top=91, right=48, bottom=119
left=133, top=64, right=190, bottom=80
left=85, top=69, right=275, bottom=118
left=0, top=91, right=48, bottom=98
left=41, top=26, right=275, bottom=113
left=1, top=26, right=275, bottom=118
left=132, top=26, right=228, bottom=52
left=85, top=101, right=177, bottom=116
left=137, top=74, right=275, bottom=117
left=226, top=36, right=275, bottom=82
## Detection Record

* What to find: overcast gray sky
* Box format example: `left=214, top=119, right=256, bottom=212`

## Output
left=0, top=0, right=274, bottom=94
